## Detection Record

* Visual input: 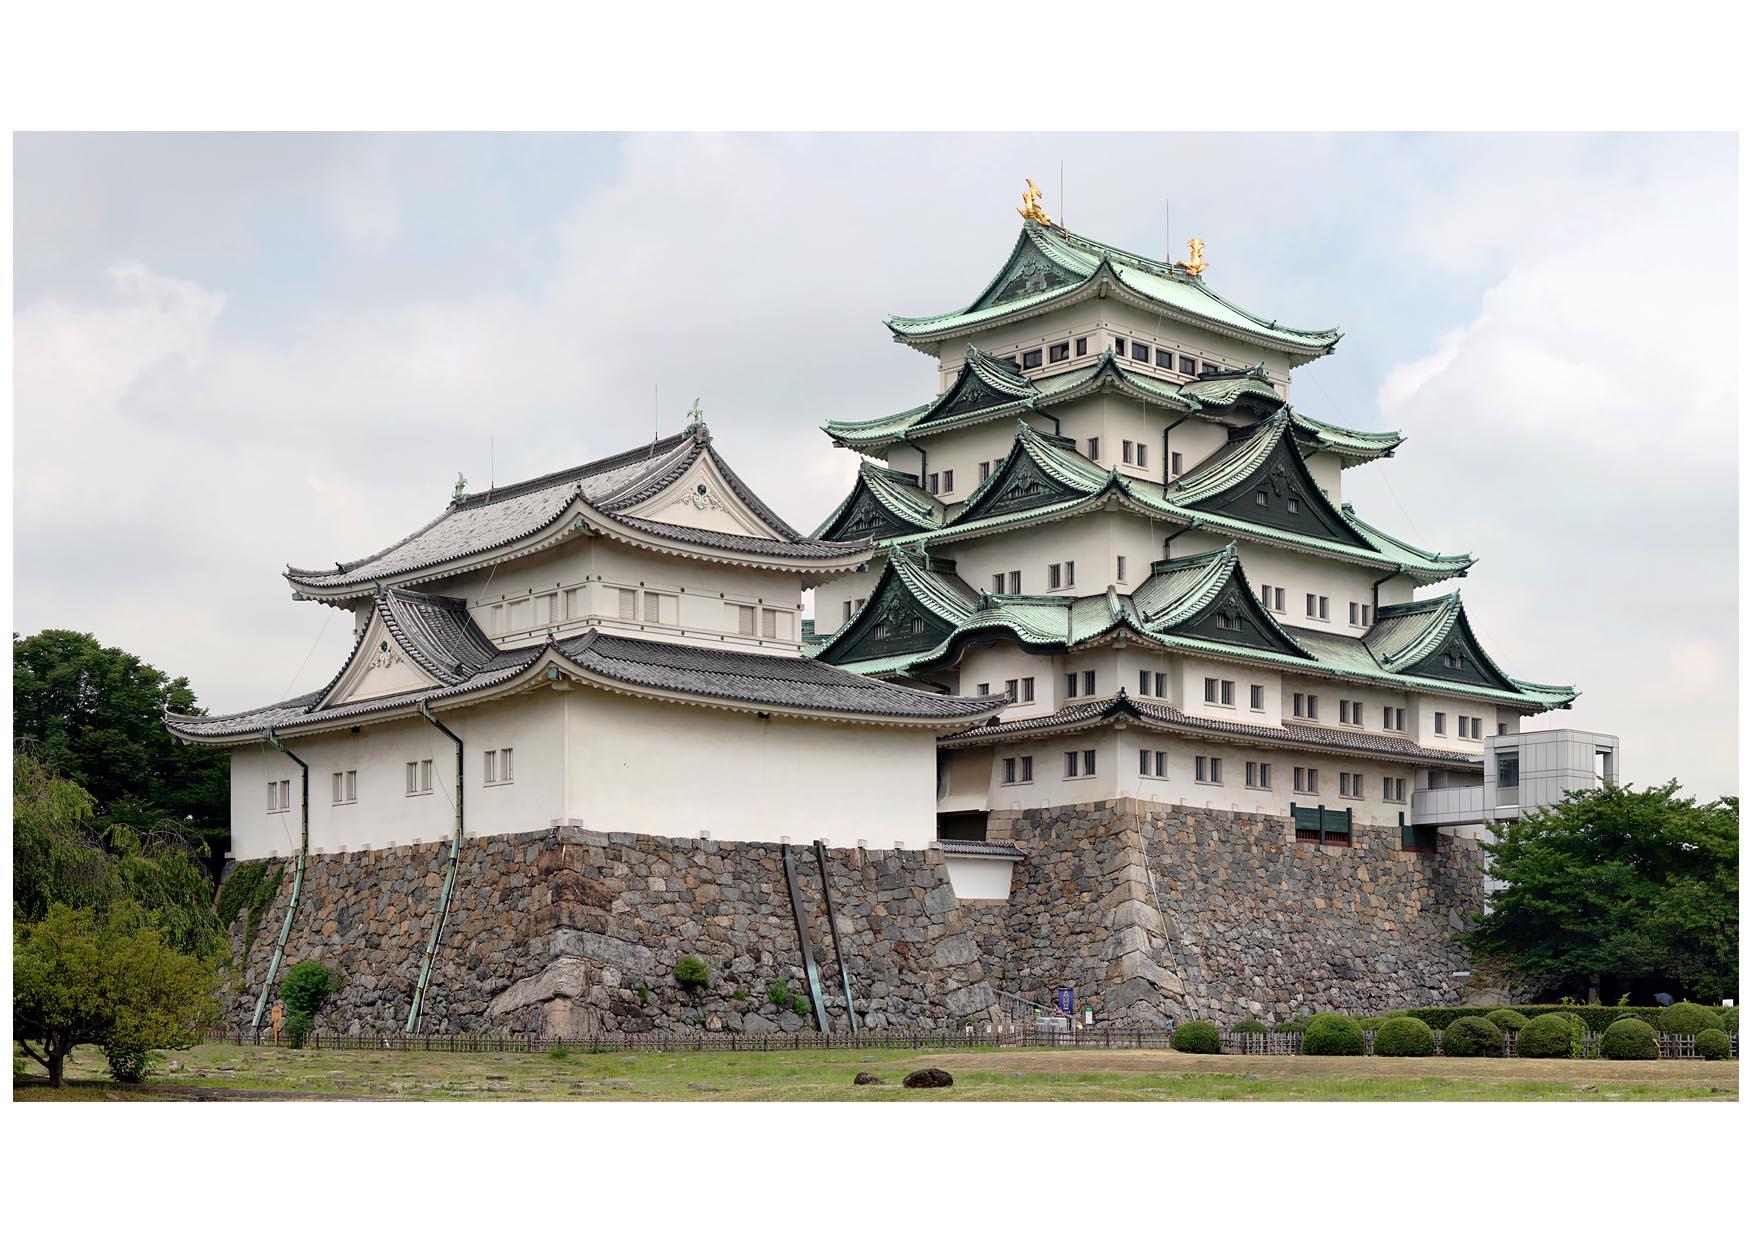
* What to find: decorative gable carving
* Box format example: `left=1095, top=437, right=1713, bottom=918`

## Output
left=959, top=450, right=1081, bottom=523
left=618, top=455, right=784, bottom=539
left=818, top=486, right=929, bottom=542
left=1403, top=624, right=1517, bottom=692
left=1190, top=429, right=1370, bottom=549
left=974, top=234, right=1080, bottom=310
left=820, top=563, right=960, bottom=666
left=322, top=612, right=441, bottom=708
left=1172, top=579, right=1307, bottom=657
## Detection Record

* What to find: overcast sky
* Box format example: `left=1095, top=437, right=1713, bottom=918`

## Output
left=11, top=133, right=1737, bottom=797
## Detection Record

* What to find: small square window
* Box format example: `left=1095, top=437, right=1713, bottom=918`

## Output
left=1156, top=349, right=1174, bottom=370
left=1021, top=349, right=1042, bottom=369
left=1257, top=490, right=1269, bottom=507
left=1286, top=497, right=1299, bottom=514
left=1179, top=354, right=1198, bottom=375
left=977, top=682, right=991, bottom=696
left=1131, top=342, right=1149, bottom=362
left=1049, top=342, right=1070, bottom=364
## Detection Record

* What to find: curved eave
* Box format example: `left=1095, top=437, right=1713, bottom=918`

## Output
left=287, top=497, right=872, bottom=604
left=168, top=646, right=1003, bottom=744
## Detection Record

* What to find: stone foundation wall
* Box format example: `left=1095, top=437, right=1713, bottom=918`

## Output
left=987, top=799, right=1482, bottom=1025
left=221, top=827, right=996, bottom=1037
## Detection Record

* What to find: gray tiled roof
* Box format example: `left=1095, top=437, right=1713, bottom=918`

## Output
left=936, top=838, right=1025, bottom=859
left=942, top=690, right=1481, bottom=770
left=285, top=426, right=866, bottom=592
left=167, top=616, right=1004, bottom=742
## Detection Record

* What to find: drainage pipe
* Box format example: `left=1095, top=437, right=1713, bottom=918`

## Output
left=253, top=729, right=308, bottom=1032
left=780, top=843, right=832, bottom=1034
left=406, top=700, right=464, bottom=1034
left=812, top=839, right=859, bottom=1034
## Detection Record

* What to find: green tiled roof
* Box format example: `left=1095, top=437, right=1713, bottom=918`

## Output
left=886, top=223, right=1342, bottom=359
left=822, top=549, right=1575, bottom=711
left=810, top=460, right=941, bottom=540
left=821, top=348, right=1398, bottom=463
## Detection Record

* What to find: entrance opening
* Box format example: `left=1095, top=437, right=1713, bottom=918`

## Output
left=936, top=811, right=989, bottom=842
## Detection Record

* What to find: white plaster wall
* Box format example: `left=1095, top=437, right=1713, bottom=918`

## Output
left=227, top=691, right=570, bottom=860
left=943, top=856, right=1016, bottom=900
left=562, top=691, right=939, bottom=849
left=1169, top=530, right=1394, bottom=634
left=811, top=558, right=883, bottom=638
left=944, top=512, right=1157, bottom=601
left=1304, top=452, right=1344, bottom=507
left=1176, top=653, right=1280, bottom=727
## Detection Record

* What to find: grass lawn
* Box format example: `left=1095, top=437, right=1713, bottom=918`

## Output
left=13, top=1042, right=1739, bottom=1101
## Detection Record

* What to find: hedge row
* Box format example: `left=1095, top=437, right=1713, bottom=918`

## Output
left=1402, top=1005, right=1735, bottom=1035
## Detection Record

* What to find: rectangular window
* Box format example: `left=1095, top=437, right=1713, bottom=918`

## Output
left=615, top=589, right=637, bottom=621
left=1114, top=337, right=1126, bottom=354
left=1293, top=766, right=1318, bottom=794
left=1008, top=571, right=1020, bottom=593
left=1049, top=342, right=1070, bottom=364
left=734, top=604, right=756, bottom=636
left=1361, top=604, right=1372, bottom=626
left=1084, top=748, right=1097, bottom=776
left=331, top=770, right=357, bottom=805
left=1154, top=672, right=1166, bottom=698
left=979, top=460, right=992, bottom=484
left=1021, top=348, right=1042, bottom=369
left=1082, top=669, right=1096, bottom=696
left=1049, top=563, right=1062, bottom=590
left=977, top=682, right=990, bottom=696
left=1003, top=757, right=1017, bottom=784
left=1272, top=587, right=1285, bottom=612
left=405, top=759, right=433, bottom=796
left=1123, top=440, right=1135, bottom=465
left=1249, top=684, right=1264, bottom=711
left=942, top=469, right=954, bottom=493
left=1115, top=555, right=1127, bottom=582
left=1194, top=756, right=1223, bottom=784
left=1086, top=436, right=1100, bottom=461
left=1135, top=443, right=1148, bottom=468
left=1020, top=755, right=1033, bottom=782
left=1020, top=676, right=1035, bottom=703
left=1063, top=561, right=1075, bottom=588
left=927, top=472, right=940, bottom=495
left=1458, top=715, right=1469, bottom=738
left=1498, top=752, right=1520, bottom=790
left=1156, top=349, right=1174, bottom=370
left=993, top=573, right=1006, bottom=593
left=1066, top=672, right=1079, bottom=699
left=1075, top=337, right=1088, bottom=356
left=1349, top=602, right=1360, bottom=626
left=1293, top=692, right=1304, bottom=717
left=1140, top=749, right=1150, bottom=776
left=1383, top=777, right=1406, bottom=803
left=1204, top=677, right=1219, bottom=703
left=1131, top=342, right=1149, bottom=362
left=483, top=747, right=515, bottom=785
left=760, top=609, right=778, bottom=640
left=1065, top=751, right=1080, bottom=778
left=1139, top=669, right=1151, bottom=697
left=1179, top=354, right=1198, bottom=375
left=563, top=588, right=581, bottom=620
left=1169, top=450, right=1183, bottom=478
left=1203, top=360, right=1221, bottom=375
left=1220, top=680, right=1234, bottom=706
left=1246, top=761, right=1271, bottom=789
left=1471, top=716, right=1483, bottom=739
left=1306, top=593, right=1317, bottom=618
left=1004, top=678, right=1018, bottom=701
left=1434, top=711, right=1447, bottom=735
left=1339, top=772, right=1352, bottom=798
left=843, top=600, right=854, bottom=623
left=1307, top=694, right=1318, bottom=719
left=1318, top=596, right=1329, bottom=620
left=1340, top=699, right=1349, bottom=724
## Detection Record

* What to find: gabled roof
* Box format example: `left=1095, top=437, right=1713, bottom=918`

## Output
left=820, top=348, right=1398, bottom=464
left=807, top=548, right=980, bottom=667
left=952, top=419, right=1111, bottom=524
left=885, top=222, right=1342, bottom=362
left=1364, top=592, right=1524, bottom=695
left=811, top=461, right=941, bottom=541
left=1165, top=412, right=1370, bottom=549
left=286, top=424, right=869, bottom=600
left=816, top=551, right=1574, bottom=711
left=938, top=691, right=1484, bottom=772
left=167, top=617, right=1007, bottom=744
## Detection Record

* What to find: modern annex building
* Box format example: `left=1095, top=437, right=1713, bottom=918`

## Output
left=167, top=188, right=1598, bottom=1036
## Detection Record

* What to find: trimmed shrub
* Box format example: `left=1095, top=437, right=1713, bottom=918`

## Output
left=103, top=1046, right=153, bottom=1083
left=1170, top=1020, right=1222, bottom=1054
left=1484, top=1008, right=1530, bottom=1033
left=674, top=956, right=709, bottom=988
left=1693, top=1029, right=1732, bottom=1061
left=1599, top=1017, right=1658, bottom=1060
left=1659, top=1002, right=1724, bottom=1036
left=1273, top=1018, right=1308, bottom=1034
left=1441, top=1016, right=1505, bottom=1057
left=1229, top=1020, right=1268, bottom=1035
left=1302, top=1013, right=1365, bottom=1056
left=1719, top=1007, right=1738, bottom=1033
left=1404, top=1004, right=1730, bottom=1034
left=1517, top=1013, right=1581, bottom=1058
left=1374, top=1017, right=1436, bottom=1057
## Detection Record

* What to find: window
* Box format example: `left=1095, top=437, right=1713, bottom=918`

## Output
left=1286, top=497, right=1299, bottom=514
left=1383, top=707, right=1405, bottom=731
left=405, top=759, right=433, bottom=796
left=1131, top=341, right=1150, bottom=362
left=1339, top=771, right=1363, bottom=799
left=993, top=573, right=1006, bottom=593
left=1083, top=669, right=1096, bottom=696
left=1202, top=360, right=1221, bottom=375
left=1020, top=676, right=1035, bottom=703
left=1471, top=716, right=1483, bottom=739
left=1002, top=755, right=1033, bottom=784
left=1021, top=348, right=1042, bottom=369
left=1139, top=669, right=1151, bottom=697
left=1065, top=672, right=1079, bottom=699
left=1442, top=649, right=1467, bottom=671
left=843, top=600, right=854, bottom=623
left=1458, top=715, right=1469, bottom=739
left=1086, top=436, right=1100, bottom=461
left=1004, top=678, right=1018, bottom=701
left=734, top=604, right=756, bottom=636
left=1049, top=563, right=1062, bottom=590
left=942, top=469, right=955, bottom=493
left=1349, top=602, right=1360, bottom=626
left=1273, top=587, right=1285, bottom=612
left=618, top=589, right=637, bottom=621
left=1383, top=777, right=1407, bottom=803
left=1169, top=450, right=1183, bottom=478
left=1246, top=761, right=1271, bottom=789
left=977, top=682, right=991, bottom=696
left=267, top=779, right=291, bottom=813
left=331, top=770, right=357, bottom=805
left=484, top=748, right=514, bottom=785
left=1256, top=489, right=1268, bottom=507
left=1065, top=751, right=1079, bottom=778
left=1433, top=711, right=1447, bottom=735
left=1123, top=440, right=1135, bottom=465
left=564, top=589, right=582, bottom=620
left=1319, top=596, right=1329, bottom=620
left=1064, top=561, right=1075, bottom=587
left=1292, top=693, right=1319, bottom=720
left=1008, top=571, right=1020, bottom=593
left=1135, top=443, right=1148, bottom=469
left=1497, top=752, right=1520, bottom=790
left=1154, top=672, right=1166, bottom=697
left=1215, top=610, right=1240, bottom=631
left=1221, top=680, right=1234, bottom=705
left=1338, top=699, right=1364, bottom=726
left=1249, top=684, right=1264, bottom=711
left=1293, top=766, right=1318, bottom=794
left=1195, top=756, right=1223, bottom=784
left=760, top=608, right=779, bottom=640
left=1361, top=604, right=1372, bottom=626
left=1084, top=748, right=1097, bottom=775
left=1049, top=342, right=1069, bottom=364
left=1140, top=749, right=1167, bottom=778
left=1179, top=354, right=1198, bottom=375
left=978, top=460, right=992, bottom=484
left=926, top=472, right=940, bottom=495
left=1156, top=349, right=1174, bottom=370
left=1306, top=593, right=1317, bottom=617
left=1074, top=337, right=1088, bottom=357
left=1115, top=555, right=1127, bottom=582
left=1204, top=677, right=1218, bottom=703
left=640, top=591, right=660, bottom=623
left=1114, top=337, right=1126, bottom=355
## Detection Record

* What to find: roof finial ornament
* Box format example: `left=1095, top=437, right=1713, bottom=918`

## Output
left=686, top=398, right=704, bottom=435
left=1016, top=178, right=1052, bottom=225
left=1179, top=238, right=1208, bottom=278
left=452, top=472, right=467, bottom=501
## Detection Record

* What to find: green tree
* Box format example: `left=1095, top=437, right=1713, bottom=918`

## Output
left=1465, top=782, right=1738, bottom=1003
left=14, top=902, right=219, bottom=1087
left=13, top=630, right=229, bottom=863
left=13, top=754, right=227, bottom=960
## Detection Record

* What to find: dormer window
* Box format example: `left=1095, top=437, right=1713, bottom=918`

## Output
left=1049, top=342, right=1069, bottom=363
left=1286, top=497, right=1299, bottom=514
left=1255, top=489, right=1268, bottom=506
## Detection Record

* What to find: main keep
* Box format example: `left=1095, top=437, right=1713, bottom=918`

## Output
left=169, top=191, right=1605, bottom=1037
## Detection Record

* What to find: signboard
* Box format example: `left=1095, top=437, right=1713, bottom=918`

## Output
left=1054, top=987, right=1074, bottom=1014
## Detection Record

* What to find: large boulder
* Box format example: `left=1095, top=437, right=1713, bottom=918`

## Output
left=902, top=1068, right=954, bottom=1089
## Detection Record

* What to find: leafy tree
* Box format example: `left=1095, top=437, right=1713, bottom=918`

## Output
left=14, top=902, right=218, bottom=1087
left=1465, top=782, right=1738, bottom=1003
left=280, top=960, right=336, bottom=1048
left=13, top=754, right=227, bottom=960
left=13, top=630, right=229, bottom=863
